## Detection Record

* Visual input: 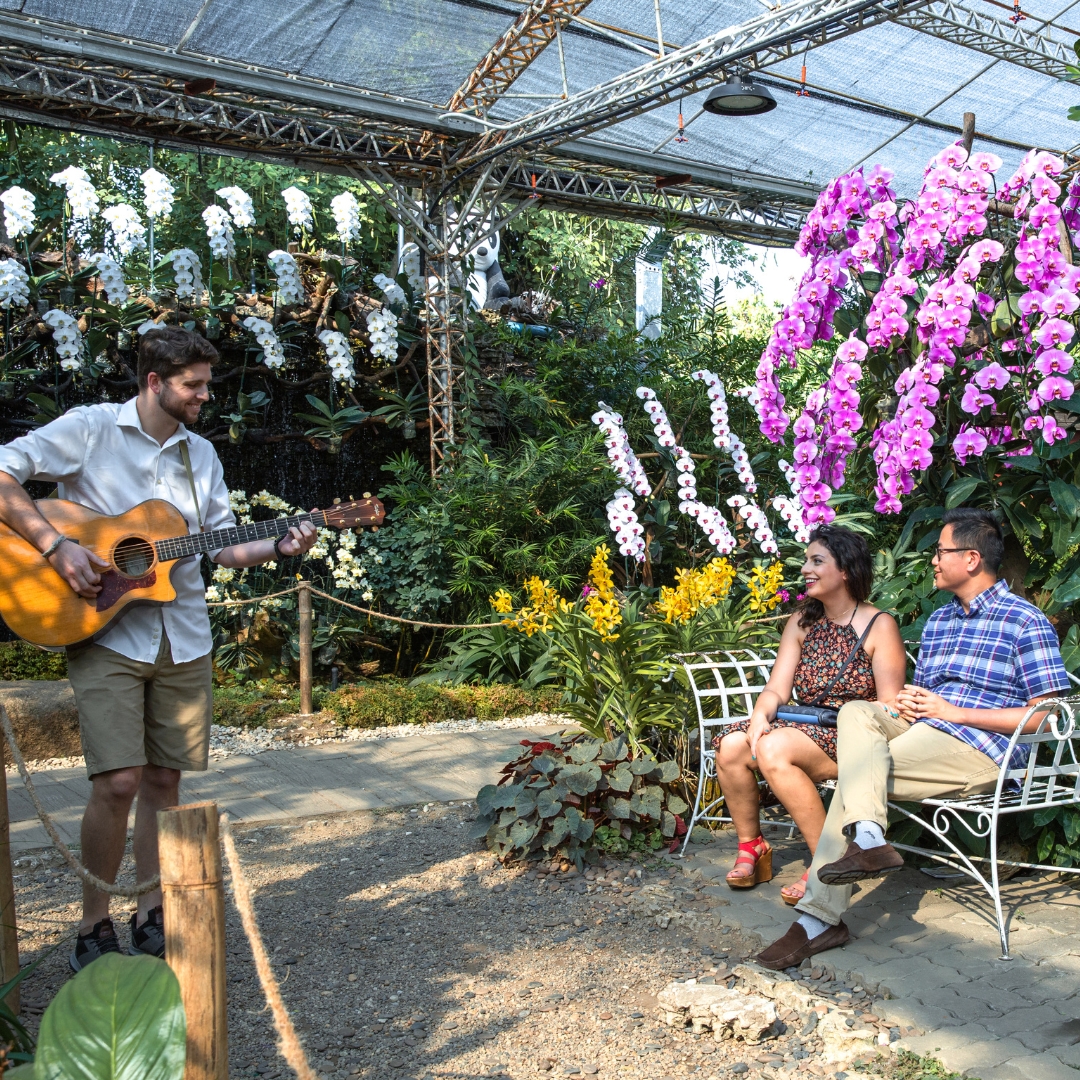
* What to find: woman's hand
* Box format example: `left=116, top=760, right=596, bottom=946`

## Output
left=747, top=713, right=773, bottom=761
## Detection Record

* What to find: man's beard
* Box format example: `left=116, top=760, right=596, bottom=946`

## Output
left=159, top=385, right=199, bottom=424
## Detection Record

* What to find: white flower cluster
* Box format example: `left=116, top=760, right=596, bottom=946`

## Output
left=590, top=404, right=651, bottom=497
left=167, top=248, right=204, bottom=300
left=140, top=168, right=175, bottom=220
left=282, top=186, right=313, bottom=234
left=318, top=329, right=355, bottom=384
left=243, top=316, right=286, bottom=369
left=216, top=186, right=255, bottom=228
left=0, top=187, right=35, bottom=239
left=49, top=166, right=99, bottom=221
left=636, top=384, right=736, bottom=557
left=138, top=320, right=162, bottom=335
left=43, top=309, right=83, bottom=370
left=330, top=192, right=361, bottom=243
left=366, top=306, right=398, bottom=362
left=268, top=250, right=305, bottom=305
left=202, top=206, right=235, bottom=259
left=727, top=495, right=778, bottom=555
left=726, top=432, right=757, bottom=493
left=304, top=525, right=372, bottom=597
left=772, top=461, right=811, bottom=543
left=373, top=273, right=406, bottom=307
left=0, top=259, right=29, bottom=309
left=605, top=488, right=646, bottom=561
left=92, top=253, right=128, bottom=305
left=399, top=244, right=423, bottom=295
left=691, top=369, right=731, bottom=448
left=102, top=204, right=146, bottom=257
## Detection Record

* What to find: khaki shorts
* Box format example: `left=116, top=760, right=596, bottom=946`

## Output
left=66, top=635, right=212, bottom=778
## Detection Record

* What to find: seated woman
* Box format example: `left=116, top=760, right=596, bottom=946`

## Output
left=714, top=524, right=906, bottom=903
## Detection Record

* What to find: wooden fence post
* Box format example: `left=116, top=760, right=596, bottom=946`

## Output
left=298, top=579, right=313, bottom=716
left=0, top=740, right=18, bottom=1015
left=158, top=802, right=228, bottom=1080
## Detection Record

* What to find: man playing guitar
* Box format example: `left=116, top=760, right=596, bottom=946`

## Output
left=0, top=327, right=318, bottom=970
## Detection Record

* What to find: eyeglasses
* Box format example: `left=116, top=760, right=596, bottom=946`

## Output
left=933, top=545, right=972, bottom=558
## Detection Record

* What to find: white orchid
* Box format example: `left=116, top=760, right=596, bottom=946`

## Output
left=49, top=166, right=99, bottom=221
left=216, top=186, right=255, bottom=228
left=43, top=309, right=83, bottom=370
left=366, top=306, right=398, bottom=362
left=166, top=248, right=204, bottom=300
left=0, top=259, right=29, bottom=309
left=318, top=329, right=355, bottom=385
left=140, top=168, right=175, bottom=220
left=330, top=192, right=361, bottom=243
left=0, top=187, right=35, bottom=240
left=373, top=273, right=406, bottom=307
left=91, top=253, right=129, bottom=305
left=399, top=244, right=423, bottom=295
left=243, top=316, right=286, bottom=369
left=202, top=206, right=235, bottom=259
left=281, top=186, right=313, bottom=234
left=101, top=204, right=147, bottom=258
left=138, top=320, right=162, bottom=335
left=268, top=250, right=304, bottom=305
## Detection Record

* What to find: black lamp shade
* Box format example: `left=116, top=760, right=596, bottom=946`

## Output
left=702, top=75, right=777, bottom=116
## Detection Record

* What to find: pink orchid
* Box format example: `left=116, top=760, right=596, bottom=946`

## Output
left=953, top=427, right=988, bottom=464
left=1034, top=349, right=1073, bottom=376
left=961, top=382, right=994, bottom=413
left=973, top=362, right=1010, bottom=389
left=1038, top=375, right=1074, bottom=401
left=1034, top=318, right=1075, bottom=348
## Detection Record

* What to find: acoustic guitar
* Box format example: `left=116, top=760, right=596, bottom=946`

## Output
left=0, top=496, right=385, bottom=648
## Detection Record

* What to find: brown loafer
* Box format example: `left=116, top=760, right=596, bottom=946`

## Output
left=816, top=840, right=905, bottom=885
left=756, top=919, right=850, bottom=971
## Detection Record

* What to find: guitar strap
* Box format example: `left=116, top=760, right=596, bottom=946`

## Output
left=177, top=440, right=205, bottom=533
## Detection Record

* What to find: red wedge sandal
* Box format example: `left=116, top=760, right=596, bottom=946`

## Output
left=726, top=835, right=773, bottom=889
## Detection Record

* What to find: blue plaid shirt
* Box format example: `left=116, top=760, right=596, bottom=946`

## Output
left=915, top=579, right=1071, bottom=770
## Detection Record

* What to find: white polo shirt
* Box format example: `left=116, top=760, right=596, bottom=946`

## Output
left=0, top=397, right=235, bottom=663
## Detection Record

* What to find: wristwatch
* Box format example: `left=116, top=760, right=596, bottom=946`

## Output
left=273, top=535, right=288, bottom=559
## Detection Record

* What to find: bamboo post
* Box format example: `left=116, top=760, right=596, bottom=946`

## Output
left=158, top=802, right=228, bottom=1080
left=298, top=579, right=313, bottom=715
left=0, top=739, right=18, bottom=1015
left=962, top=112, right=976, bottom=155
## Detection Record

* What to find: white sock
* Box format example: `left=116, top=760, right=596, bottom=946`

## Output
left=854, top=820, right=886, bottom=849
left=797, top=913, right=832, bottom=940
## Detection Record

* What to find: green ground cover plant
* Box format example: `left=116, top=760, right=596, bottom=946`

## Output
left=0, top=643, right=67, bottom=681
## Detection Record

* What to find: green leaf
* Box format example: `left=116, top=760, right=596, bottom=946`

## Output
left=1050, top=479, right=1080, bottom=520
left=1038, top=826, right=1055, bottom=862
left=629, top=791, right=662, bottom=820
left=515, top=789, right=537, bottom=817
left=606, top=796, right=632, bottom=820
left=1034, top=805, right=1062, bottom=827
left=5, top=1066, right=34, bottom=1078
left=629, top=756, right=657, bottom=776
left=476, top=785, right=499, bottom=817
left=1063, top=625, right=1080, bottom=674
left=600, top=737, right=629, bottom=762
left=36, top=953, right=186, bottom=1080
left=509, top=819, right=539, bottom=849
left=563, top=806, right=594, bottom=841
left=559, top=766, right=599, bottom=797
left=469, top=816, right=494, bottom=841
left=568, top=740, right=601, bottom=764
left=648, top=760, right=679, bottom=783
left=1064, top=809, right=1080, bottom=846
left=532, top=754, right=560, bottom=775
left=536, top=790, right=563, bottom=819
left=661, top=811, right=677, bottom=838
left=666, top=795, right=689, bottom=816
left=606, top=763, right=634, bottom=792
left=544, top=815, right=570, bottom=849
left=945, top=476, right=981, bottom=508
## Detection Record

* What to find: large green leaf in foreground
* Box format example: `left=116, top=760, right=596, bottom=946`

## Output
left=36, top=953, right=186, bottom=1080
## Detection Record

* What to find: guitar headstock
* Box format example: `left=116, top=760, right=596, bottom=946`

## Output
left=323, top=496, right=386, bottom=530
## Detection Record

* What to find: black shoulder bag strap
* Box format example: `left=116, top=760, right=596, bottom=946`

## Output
left=803, top=610, right=885, bottom=706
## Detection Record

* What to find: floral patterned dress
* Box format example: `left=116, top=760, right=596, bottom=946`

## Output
left=713, top=616, right=878, bottom=761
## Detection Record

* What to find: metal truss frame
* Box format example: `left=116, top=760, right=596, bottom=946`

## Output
left=893, top=0, right=1076, bottom=77
left=447, top=0, right=594, bottom=115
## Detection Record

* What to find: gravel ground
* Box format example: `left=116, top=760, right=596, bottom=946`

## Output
left=6, top=714, right=571, bottom=773
left=12, top=804, right=925, bottom=1080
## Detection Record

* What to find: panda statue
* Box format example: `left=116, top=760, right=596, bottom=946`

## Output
left=465, top=231, right=511, bottom=311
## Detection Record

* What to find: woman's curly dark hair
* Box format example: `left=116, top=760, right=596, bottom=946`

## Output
left=798, top=524, right=874, bottom=627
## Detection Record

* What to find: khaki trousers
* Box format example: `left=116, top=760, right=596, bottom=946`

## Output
left=798, top=700, right=1000, bottom=926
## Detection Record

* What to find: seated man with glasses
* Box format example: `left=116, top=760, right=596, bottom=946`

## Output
left=755, top=507, right=1071, bottom=969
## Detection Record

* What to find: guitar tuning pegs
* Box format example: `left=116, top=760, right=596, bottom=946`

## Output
left=362, top=491, right=371, bottom=499
left=333, top=498, right=341, bottom=505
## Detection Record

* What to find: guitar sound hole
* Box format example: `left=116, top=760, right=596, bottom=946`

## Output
left=114, top=536, right=155, bottom=578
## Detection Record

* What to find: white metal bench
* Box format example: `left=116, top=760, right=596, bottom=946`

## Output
left=677, top=648, right=1080, bottom=959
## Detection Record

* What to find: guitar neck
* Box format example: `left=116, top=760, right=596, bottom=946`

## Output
left=153, top=510, right=329, bottom=563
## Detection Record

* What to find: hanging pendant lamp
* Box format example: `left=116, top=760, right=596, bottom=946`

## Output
left=702, top=74, right=777, bottom=117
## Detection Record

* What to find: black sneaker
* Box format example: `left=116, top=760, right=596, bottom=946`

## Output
left=130, top=905, right=166, bottom=959
left=70, top=916, right=122, bottom=972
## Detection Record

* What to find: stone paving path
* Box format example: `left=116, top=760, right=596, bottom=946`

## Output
left=3, top=725, right=553, bottom=852
left=680, top=827, right=1080, bottom=1080
left=9, top=727, right=1080, bottom=1079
